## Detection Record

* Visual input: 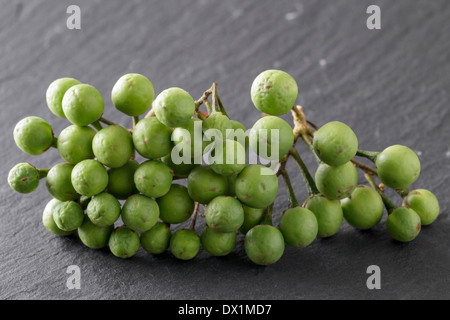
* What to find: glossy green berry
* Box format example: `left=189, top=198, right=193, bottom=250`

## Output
left=201, top=226, right=236, bottom=256
left=244, top=225, right=285, bottom=266
left=376, top=145, right=421, bottom=189
left=86, top=192, right=121, bottom=227
left=228, top=120, right=249, bottom=150
left=161, top=151, right=197, bottom=177
left=71, top=159, right=108, bottom=197
left=51, top=200, right=84, bottom=232
left=92, top=125, right=134, bottom=168
left=304, top=194, right=343, bottom=238
left=57, top=125, right=96, bottom=164
left=386, top=207, right=421, bottom=242
left=157, top=184, right=194, bottom=224
left=46, top=78, right=82, bottom=118
left=170, top=229, right=200, bottom=260
left=111, top=73, right=155, bottom=116
left=238, top=205, right=266, bottom=234
left=140, top=222, right=171, bottom=254
left=13, top=116, right=54, bottom=155
left=313, top=121, right=358, bottom=166
left=278, top=207, right=318, bottom=248
left=109, top=226, right=141, bottom=259
left=235, top=165, right=279, bottom=209
left=249, top=116, right=294, bottom=160
left=62, top=84, right=104, bottom=126
left=341, top=185, right=384, bottom=230
left=202, top=112, right=233, bottom=142
left=132, top=117, right=173, bottom=159
left=121, top=194, right=160, bottom=232
left=209, top=139, right=246, bottom=176
left=106, top=159, right=139, bottom=199
left=154, top=87, right=195, bottom=128
left=42, top=199, right=74, bottom=236
left=250, top=69, right=298, bottom=116
left=403, top=189, right=440, bottom=226
left=205, top=196, right=245, bottom=233
left=187, top=166, right=227, bottom=204
left=134, top=160, right=173, bottom=198
left=8, top=163, right=41, bottom=194
left=315, top=161, right=358, bottom=200
left=77, top=216, right=114, bottom=249
left=46, top=163, right=80, bottom=201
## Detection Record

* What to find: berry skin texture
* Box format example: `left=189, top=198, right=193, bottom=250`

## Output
left=86, top=192, right=121, bottom=227
left=187, top=166, right=227, bottom=204
left=249, top=116, right=294, bottom=161
left=341, top=185, right=384, bottom=230
left=304, top=194, right=343, bottom=238
left=111, top=73, right=155, bottom=116
left=134, top=160, right=173, bottom=198
left=140, top=222, right=171, bottom=254
left=209, top=139, right=246, bottom=177
left=42, top=199, right=74, bottom=236
left=106, top=159, right=139, bottom=200
left=46, top=163, right=80, bottom=201
left=278, top=207, right=318, bottom=248
left=170, top=229, right=200, bottom=261
left=121, top=194, right=160, bottom=232
left=315, top=161, right=358, bottom=200
left=57, top=125, right=96, bottom=164
left=235, top=165, right=279, bottom=209
left=403, top=189, right=440, bottom=226
left=13, top=116, right=54, bottom=155
left=245, top=225, right=285, bottom=266
left=228, top=120, right=249, bottom=150
left=154, top=87, right=195, bottom=128
left=92, top=125, right=134, bottom=169
left=313, top=121, right=358, bottom=166
left=161, top=151, right=197, bottom=177
left=386, top=207, right=421, bottom=243
left=201, top=226, right=236, bottom=256
left=62, top=84, right=104, bottom=126
left=77, top=216, right=114, bottom=249
left=205, top=196, right=245, bottom=233
left=202, top=112, right=233, bottom=142
left=8, top=163, right=41, bottom=194
left=132, top=117, right=173, bottom=159
left=157, top=184, right=194, bottom=224
left=250, top=69, right=298, bottom=116
left=238, top=205, right=266, bottom=234
left=51, top=200, right=84, bottom=232
left=46, top=78, right=81, bottom=118
left=109, top=226, right=141, bottom=259
left=376, top=145, right=421, bottom=189
left=71, top=159, right=108, bottom=197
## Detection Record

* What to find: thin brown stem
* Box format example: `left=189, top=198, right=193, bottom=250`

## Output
left=351, top=158, right=378, bottom=176
left=189, top=202, right=200, bottom=230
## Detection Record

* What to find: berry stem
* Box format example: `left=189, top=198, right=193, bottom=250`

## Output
left=291, top=106, right=321, bottom=164
left=351, top=159, right=378, bottom=176
left=215, top=88, right=230, bottom=118
left=37, top=169, right=50, bottom=179
left=261, top=203, right=274, bottom=226
left=280, top=169, right=299, bottom=207
left=99, top=117, right=133, bottom=133
left=290, top=148, right=320, bottom=196
left=299, top=132, right=321, bottom=164
left=51, top=136, right=58, bottom=149
left=189, top=202, right=200, bottom=230
left=91, top=120, right=103, bottom=131
left=132, top=115, right=139, bottom=129
left=364, top=172, right=397, bottom=213
left=204, top=100, right=213, bottom=114
left=211, top=83, right=219, bottom=113
left=356, top=150, right=379, bottom=162
left=194, top=82, right=217, bottom=111
left=79, top=196, right=92, bottom=210
left=143, top=108, right=155, bottom=119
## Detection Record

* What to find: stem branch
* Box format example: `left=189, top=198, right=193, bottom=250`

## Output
left=291, top=148, right=320, bottom=196
left=280, top=169, right=299, bottom=207
left=364, top=173, right=396, bottom=213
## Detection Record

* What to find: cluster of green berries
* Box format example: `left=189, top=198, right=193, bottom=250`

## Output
left=8, top=69, right=440, bottom=266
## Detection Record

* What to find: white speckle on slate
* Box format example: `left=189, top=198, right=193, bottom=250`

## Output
left=285, top=4, right=303, bottom=21
left=415, top=150, right=422, bottom=156
left=319, top=59, right=327, bottom=67
left=232, top=9, right=243, bottom=19
left=445, top=150, right=450, bottom=158
left=273, top=61, right=281, bottom=68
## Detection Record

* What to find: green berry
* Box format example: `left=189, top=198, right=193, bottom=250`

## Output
left=341, top=185, right=384, bottom=230
left=46, top=78, right=81, bottom=118
left=238, top=205, right=266, bottom=234
left=51, top=200, right=84, bottom=232
left=386, top=207, right=421, bottom=242
left=134, top=160, right=173, bottom=198
left=187, top=166, right=227, bottom=204
left=249, top=116, right=294, bottom=160
left=46, top=163, right=80, bottom=201
left=315, top=161, right=358, bottom=200
left=250, top=69, right=298, bottom=116
left=111, top=73, right=155, bottom=116
left=42, top=199, right=74, bottom=236
left=8, top=163, right=41, bottom=194
left=244, top=225, right=285, bottom=266
left=403, top=189, right=440, bottom=226
left=106, top=159, right=139, bottom=199
left=62, top=84, right=104, bottom=126
left=86, top=192, right=121, bottom=227
left=154, top=87, right=195, bottom=128
left=71, top=159, right=108, bottom=197
left=157, top=184, right=194, bottom=224
left=376, top=145, right=421, bottom=189
left=228, top=120, right=249, bottom=150
left=92, top=125, right=134, bottom=168
left=235, top=165, right=279, bottom=209
left=132, top=117, right=173, bottom=159
left=205, top=196, right=245, bottom=233
left=201, top=226, right=236, bottom=256
left=121, top=194, right=160, bottom=232
left=202, top=111, right=233, bottom=142
left=170, top=229, right=200, bottom=260
left=209, top=139, right=246, bottom=176
left=161, top=151, right=197, bottom=177
left=109, top=226, right=141, bottom=259
left=304, top=194, right=343, bottom=238
left=77, top=216, right=114, bottom=249
left=313, top=121, right=358, bottom=166
left=140, top=222, right=171, bottom=254
left=13, top=116, right=54, bottom=155
left=278, top=207, right=318, bottom=247
left=57, top=125, right=96, bottom=164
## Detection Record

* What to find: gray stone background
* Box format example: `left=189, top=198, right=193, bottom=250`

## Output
left=0, top=0, right=449, bottom=300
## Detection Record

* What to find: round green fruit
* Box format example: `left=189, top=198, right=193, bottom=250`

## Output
left=86, top=192, right=121, bottom=227
left=161, top=151, right=197, bottom=177
left=315, top=161, right=358, bottom=200
left=278, top=207, right=318, bottom=248
left=228, top=120, right=249, bottom=150
left=62, top=84, right=104, bottom=126
left=51, top=200, right=84, bottom=232
left=121, top=194, right=160, bottom=232
left=109, top=226, right=141, bottom=259
left=92, top=125, right=134, bottom=168
left=132, top=117, right=173, bottom=159
left=205, top=196, right=245, bottom=233
left=187, top=166, right=227, bottom=204
left=209, top=139, right=246, bottom=176
left=77, top=216, right=114, bottom=249
left=202, top=112, right=233, bottom=142
left=201, top=226, right=236, bottom=256
left=170, top=229, right=200, bottom=260
left=42, top=199, right=74, bottom=236
left=71, top=159, right=108, bottom=197
left=106, top=159, right=139, bottom=199
left=134, top=160, right=173, bottom=198
left=154, top=87, right=195, bottom=128
left=57, top=125, right=96, bottom=164
left=157, top=184, right=194, bottom=224
left=403, top=189, right=440, bottom=226
left=46, top=163, right=80, bottom=201
left=8, top=163, right=41, bottom=194
left=244, top=225, right=285, bottom=266
left=304, top=194, right=343, bottom=238
left=239, top=205, right=266, bottom=234
left=386, top=207, right=421, bottom=243
left=140, top=222, right=171, bottom=254
left=13, top=116, right=54, bottom=155
left=46, top=78, right=82, bottom=118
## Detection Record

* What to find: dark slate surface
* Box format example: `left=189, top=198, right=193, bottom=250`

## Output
left=1, top=0, right=449, bottom=300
